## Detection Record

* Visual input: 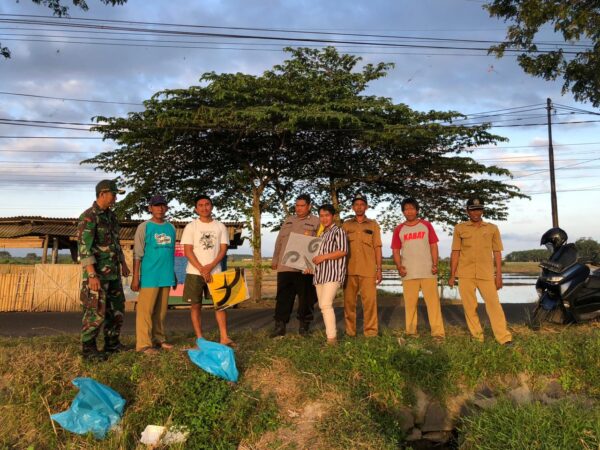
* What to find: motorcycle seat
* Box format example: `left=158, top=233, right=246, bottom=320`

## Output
left=585, top=274, right=600, bottom=290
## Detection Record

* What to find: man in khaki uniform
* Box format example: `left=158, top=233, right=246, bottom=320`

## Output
left=342, top=193, right=383, bottom=337
left=449, top=198, right=512, bottom=345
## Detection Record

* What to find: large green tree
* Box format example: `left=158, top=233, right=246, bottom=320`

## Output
left=485, top=0, right=600, bottom=106
left=2, top=0, right=127, bottom=58
left=86, top=47, right=524, bottom=300
left=575, top=237, right=600, bottom=259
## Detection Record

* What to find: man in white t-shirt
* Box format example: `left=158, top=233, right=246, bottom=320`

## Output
left=391, top=197, right=445, bottom=338
left=181, top=195, right=234, bottom=347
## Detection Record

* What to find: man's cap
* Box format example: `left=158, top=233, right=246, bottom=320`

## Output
left=149, top=195, right=168, bottom=206
left=466, top=198, right=485, bottom=210
left=95, top=179, right=125, bottom=195
left=351, top=193, right=368, bottom=205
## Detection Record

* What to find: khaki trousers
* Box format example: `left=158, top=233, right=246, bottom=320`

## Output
left=402, top=278, right=445, bottom=337
left=458, top=278, right=512, bottom=344
left=344, top=275, right=378, bottom=337
left=136, top=286, right=170, bottom=351
left=315, top=282, right=340, bottom=339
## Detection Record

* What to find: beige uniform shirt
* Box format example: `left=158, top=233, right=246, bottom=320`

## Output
left=272, top=214, right=320, bottom=272
left=452, top=220, right=503, bottom=280
left=342, top=217, right=382, bottom=277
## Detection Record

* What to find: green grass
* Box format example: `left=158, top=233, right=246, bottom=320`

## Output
left=248, top=325, right=600, bottom=401
left=459, top=398, right=600, bottom=449
left=0, top=324, right=598, bottom=449
left=0, top=335, right=278, bottom=449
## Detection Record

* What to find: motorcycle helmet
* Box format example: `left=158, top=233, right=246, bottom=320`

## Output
left=540, top=227, right=568, bottom=252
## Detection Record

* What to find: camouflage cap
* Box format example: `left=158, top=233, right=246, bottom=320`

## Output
left=96, top=179, right=125, bottom=195
left=466, top=198, right=484, bottom=210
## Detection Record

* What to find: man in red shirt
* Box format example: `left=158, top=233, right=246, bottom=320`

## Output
left=391, top=198, right=445, bottom=338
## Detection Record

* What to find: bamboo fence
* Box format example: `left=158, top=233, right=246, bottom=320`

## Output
left=0, top=268, right=35, bottom=311
left=0, top=264, right=81, bottom=312
left=32, top=264, right=81, bottom=312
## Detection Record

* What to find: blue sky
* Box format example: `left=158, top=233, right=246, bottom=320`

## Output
left=1, top=0, right=599, bottom=257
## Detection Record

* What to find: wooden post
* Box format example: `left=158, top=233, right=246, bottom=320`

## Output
left=69, top=241, right=78, bottom=263
left=41, top=235, right=49, bottom=264
left=51, top=237, right=59, bottom=264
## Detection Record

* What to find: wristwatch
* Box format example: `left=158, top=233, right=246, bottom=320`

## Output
left=88, top=272, right=97, bottom=279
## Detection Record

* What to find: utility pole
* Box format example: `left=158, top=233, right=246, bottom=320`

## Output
left=546, top=98, right=559, bottom=227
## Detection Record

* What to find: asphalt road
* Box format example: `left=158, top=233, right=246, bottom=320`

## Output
left=0, top=303, right=536, bottom=337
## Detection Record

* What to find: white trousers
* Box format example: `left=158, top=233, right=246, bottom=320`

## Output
left=315, top=281, right=340, bottom=339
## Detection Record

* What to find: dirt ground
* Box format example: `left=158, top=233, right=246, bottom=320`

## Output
left=240, top=358, right=341, bottom=450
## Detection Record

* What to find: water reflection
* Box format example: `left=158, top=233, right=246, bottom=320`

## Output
left=379, top=271, right=537, bottom=303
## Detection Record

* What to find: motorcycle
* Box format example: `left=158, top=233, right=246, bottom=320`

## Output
left=531, top=227, right=600, bottom=329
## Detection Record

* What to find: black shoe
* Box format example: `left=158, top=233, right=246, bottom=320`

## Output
left=270, top=321, right=286, bottom=338
left=502, top=341, right=514, bottom=347
left=104, top=338, right=130, bottom=354
left=299, top=322, right=311, bottom=336
left=82, top=341, right=108, bottom=362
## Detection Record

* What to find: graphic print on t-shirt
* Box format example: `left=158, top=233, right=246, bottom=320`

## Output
left=199, top=231, right=216, bottom=250
left=403, top=231, right=425, bottom=241
left=154, top=233, right=172, bottom=245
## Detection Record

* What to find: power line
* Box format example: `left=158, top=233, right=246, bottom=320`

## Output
left=0, top=16, right=584, bottom=55
left=491, top=119, right=600, bottom=128
left=0, top=90, right=143, bottom=106
left=504, top=156, right=600, bottom=180
left=0, top=136, right=102, bottom=139
left=1, top=13, right=593, bottom=48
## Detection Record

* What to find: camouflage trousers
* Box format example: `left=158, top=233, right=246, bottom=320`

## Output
left=80, top=278, right=125, bottom=344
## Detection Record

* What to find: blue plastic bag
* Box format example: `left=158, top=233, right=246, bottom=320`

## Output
left=187, top=338, right=239, bottom=382
left=51, top=377, right=126, bottom=439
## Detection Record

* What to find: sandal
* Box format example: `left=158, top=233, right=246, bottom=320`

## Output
left=221, top=340, right=237, bottom=349
left=159, top=342, right=174, bottom=350
left=138, top=347, right=160, bottom=355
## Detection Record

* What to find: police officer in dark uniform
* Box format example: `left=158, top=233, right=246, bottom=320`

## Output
left=78, top=180, right=130, bottom=360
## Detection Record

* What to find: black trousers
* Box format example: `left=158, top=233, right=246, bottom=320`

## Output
left=274, top=271, right=317, bottom=324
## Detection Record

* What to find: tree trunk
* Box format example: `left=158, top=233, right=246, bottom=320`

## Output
left=329, top=177, right=341, bottom=224
left=251, top=186, right=263, bottom=302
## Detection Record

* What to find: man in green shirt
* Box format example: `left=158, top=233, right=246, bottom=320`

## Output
left=78, top=180, right=130, bottom=361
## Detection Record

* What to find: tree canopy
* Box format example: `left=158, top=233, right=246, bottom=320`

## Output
left=575, top=237, right=600, bottom=259
left=86, top=47, right=525, bottom=299
left=1, top=0, right=127, bottom=58
left=505, top=237, right=600, bottom=262
left=485, top=0, right=600, bottom=106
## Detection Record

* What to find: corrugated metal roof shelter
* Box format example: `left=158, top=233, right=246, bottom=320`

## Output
left=0, top=216, right=245, bottom=263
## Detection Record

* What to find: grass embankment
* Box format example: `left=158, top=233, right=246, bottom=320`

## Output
left=1, top=324, right=599, bottom=449
left=502, top=261, right=542, bottom=276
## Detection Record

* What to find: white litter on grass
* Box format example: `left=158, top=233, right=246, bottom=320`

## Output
left=162, top=426, right=190, bottom=445
left=140, top=425, right=166, bottom=445
left=140, top=425, right=189, bottom=446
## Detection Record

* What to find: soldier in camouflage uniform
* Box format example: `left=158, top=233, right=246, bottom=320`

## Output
left=78, top=179, right=131, bottom=360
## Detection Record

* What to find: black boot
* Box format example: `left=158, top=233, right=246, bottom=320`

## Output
left=269, top=320, right=286, bottom=338
left=82, top=340, right=107, bottom=362
left=299, top=322, right=311, bottom=336
left=104, top=337, right=129, bottom=354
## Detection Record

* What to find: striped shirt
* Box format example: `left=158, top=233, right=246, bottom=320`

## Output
left=314, top=224, right=348, bottom=285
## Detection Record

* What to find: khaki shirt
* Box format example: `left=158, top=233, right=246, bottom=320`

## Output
left=272, top=214, right=320, bottom=272
left=342, top=217, right=382, bottom=277
left=451, top=220, right=503, bottom=280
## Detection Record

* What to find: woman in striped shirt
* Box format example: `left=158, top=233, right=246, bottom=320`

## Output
left=311, top=204, right=348, bottom=345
